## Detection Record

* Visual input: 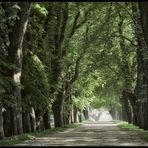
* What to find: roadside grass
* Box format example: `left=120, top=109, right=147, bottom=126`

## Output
left=138, top=131, right=148, bottom=142
left=0, top=123, right=82, bottom=146
left=117, top=121, right=143, bottom=131
left=118, top=121, right=148, bottom=142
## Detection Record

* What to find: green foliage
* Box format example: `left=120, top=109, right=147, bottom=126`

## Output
left=70, top=2, right=136, bottom=112
left=22, top=53, right=52, bottom=113
left=118, top=121, right=142, bottom=131
left=32, top=3, right=48, bottom=17
left=0, top=1, right=140, bottom=137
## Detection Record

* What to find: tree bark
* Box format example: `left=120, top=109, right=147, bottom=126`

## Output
left=120, top=93, right=132, bottom=123
left=74, top=106, right=79, bottom=123
left=138, top=2, right=148, bottom=130
left=7, top=2, right=31, bottom=134
left=52, top=90, right=64, bottom=127
left=50, top=3, right=68, bottom=128
left=78, top=111, right=82, bottom=123
left=118, top=12, right=133, bottom=123
left=131, top=2, right=148, bottom=129
left=0, top=102, right=4, bottom=139
left=43, top=111, right=51, bottom=129
left=22, top=111, right=31, bottom=133
left=30, top=107, right=36, bottom=132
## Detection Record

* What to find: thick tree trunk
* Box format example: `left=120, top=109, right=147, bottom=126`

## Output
left=43, top=111, right=51, bottom=129
left=118, top=11, right=134, bottom=124
left=63, top=98, right=73, bottom=125
left=50, top=4, right=71, bottom=128
left=52, top=90, right=64, bottom=127
left=3, top=108, right=10, bottom=137
left=138, top=2, right=148, bottom=130
left=11, top=107, right=18, bottom=135
left=74, top=106, right=79, bottom=123
left=120, top=92, right=132, bottom=123
left=3, top=106, right=17, bottom=136
left=7, top=2, right=31, bottom=135
left=132, top=3, right=148, bottom=129
left=78, top=111, right=82, bottom=123
left=0, top=102, right=4, bottom=139
left=22, top=111, right=31, bottom=133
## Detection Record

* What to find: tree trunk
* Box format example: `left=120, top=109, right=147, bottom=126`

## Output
left=63, top=99, right=72, bottom=125
left=7, top=2, right=31, bottom=135
left=120, top=92, right=132, bottom=123
left=30, top=107, right=36, bottom=132
left=118, top=11, right=134, bottom=124
left=138, top=2, right=148, bottom=130
left=132, top=2, right=148, bottom=129
left=71, top=104, right=74, bottom=123
left=22, top=111, right=31, bottom=133
left=43, top=111, right=51, bottom=129
left=52, top=90, right=64, bottom=127
left=74, top=106, right=79, bottom=123
left=50, top=3, right=69, bottom=128
left=3, top=106, right=17, bottom=136
left=0, top=102, right=4, bottom=139
left=11, top=107, right=18, bottom=135
left=78, top=111, right=82, bottom=123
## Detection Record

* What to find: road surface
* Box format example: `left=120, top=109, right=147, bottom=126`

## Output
left=15, top=120, right=148, bottom=146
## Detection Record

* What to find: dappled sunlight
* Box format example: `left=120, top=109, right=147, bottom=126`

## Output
left=2, top=2, right=148, bottom=146
left=16, top=120, right=148, bottom=146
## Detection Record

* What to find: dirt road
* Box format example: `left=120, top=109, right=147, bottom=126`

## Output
left=15, top=121, right=148, bottom=146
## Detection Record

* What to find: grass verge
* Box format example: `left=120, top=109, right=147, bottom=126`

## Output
left=117, top=121, right=143, bottom=131
left=0, top=123, right=82, bottom=146
left=118, top=121, right=148, bottom=142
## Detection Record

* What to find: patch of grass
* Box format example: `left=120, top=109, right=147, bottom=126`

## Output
left=138, top=131, right=148, bottom=142
left=0, top=123, right=82, bottom=146
left=0, top=134, right=36, bottom=146
left=117, top=121, right=143, bottom=131
left=118, top=121, right=148, bottom=142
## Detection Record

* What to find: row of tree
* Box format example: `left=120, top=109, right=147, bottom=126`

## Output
left=0, top=2, right=148, bottom=139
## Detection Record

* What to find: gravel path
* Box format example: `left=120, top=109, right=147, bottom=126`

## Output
left=15, top=120, right=148, bottom=146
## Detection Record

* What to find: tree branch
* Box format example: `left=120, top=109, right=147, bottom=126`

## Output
left=68, top=3, right=80, bottom=39
left=70, top=54, right=83, bottom=84
left=68, top=3, right=97, bottom=39
left=75, top=4, right=97, bottom=29
left=104, top=31, right=137, bottom=48
left=70, top=26, right=89, bottom=84
left=59, top=3, right=69, bottom=45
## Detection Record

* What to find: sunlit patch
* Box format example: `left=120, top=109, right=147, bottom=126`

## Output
left=13, top=72, right=21, bottom=82
left=88, top=109, right=113, bottom=122
left=99, top=111, right=113, bottom=121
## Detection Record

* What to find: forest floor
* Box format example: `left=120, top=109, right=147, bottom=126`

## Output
left=15, top=120, right=148, bottom=146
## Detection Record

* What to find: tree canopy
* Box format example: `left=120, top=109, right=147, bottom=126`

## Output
left=0, top=1, right=148, bottom=139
